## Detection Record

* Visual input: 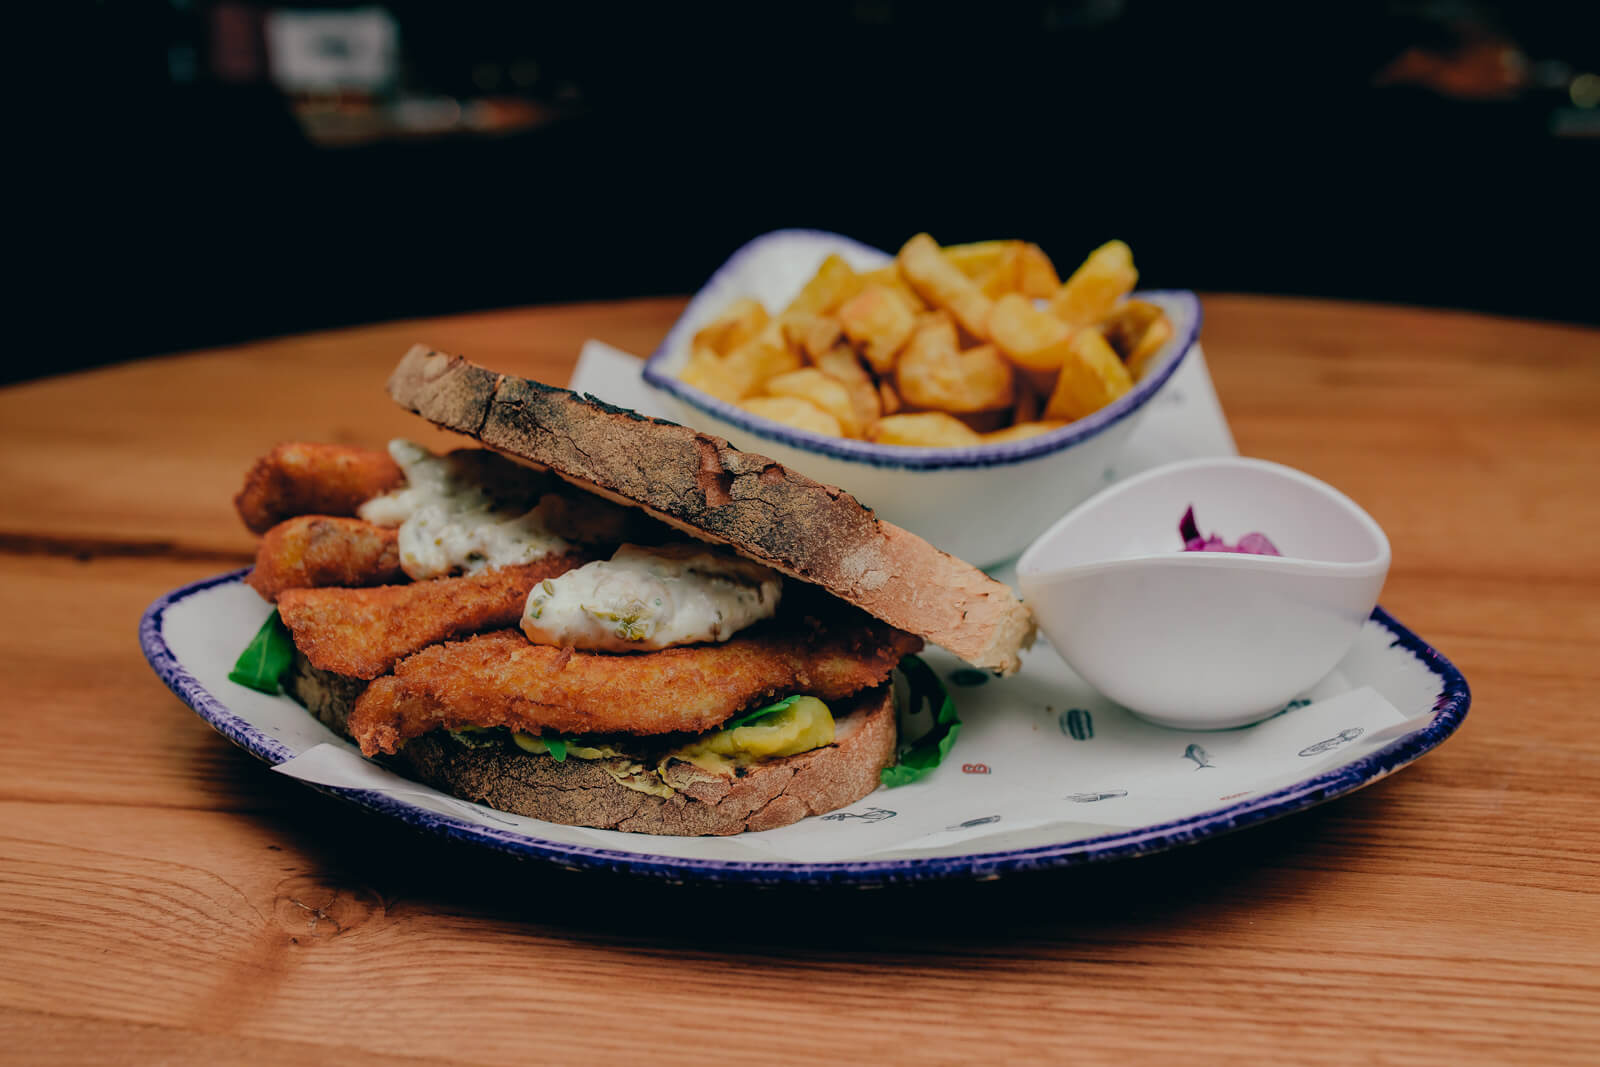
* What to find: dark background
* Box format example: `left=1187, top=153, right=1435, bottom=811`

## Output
left=28, top=0, right=1598, bottom=384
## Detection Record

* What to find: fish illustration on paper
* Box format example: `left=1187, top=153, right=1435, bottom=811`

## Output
left=1299, top=727, right=1364, bottom=757
left=1066, top=790, right=1128, bottom=803
left=947, top=815, right=1002, bottom=830
left=820, top=806, right=897, bottom=824
left=1184, top=743, right=1216, bottom=770
left=1060, top=708, right=1094, bottom=741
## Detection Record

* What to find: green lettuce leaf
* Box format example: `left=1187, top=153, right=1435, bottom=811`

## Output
left=228, top=610, right=296, bottom=695
left=721, top=694, right=803, bottom=732
left=544, top=735, right=569, bottom=762
left=880, top=655, right=962, bottom=788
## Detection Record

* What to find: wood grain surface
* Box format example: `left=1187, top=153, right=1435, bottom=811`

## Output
left=1, top=295, right=1596, bottom=1065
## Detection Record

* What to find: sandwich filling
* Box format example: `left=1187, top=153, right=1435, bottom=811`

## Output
left=240, top=438, right=922, bottom=795
left=522, top=543, right=783, bottom=652
left=360, top=439, right=634, bottom=579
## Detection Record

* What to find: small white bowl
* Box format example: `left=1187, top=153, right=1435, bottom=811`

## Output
left=640, top=229, right=1202, bottom=567
left=1015, top=457, right=1391, bottom=729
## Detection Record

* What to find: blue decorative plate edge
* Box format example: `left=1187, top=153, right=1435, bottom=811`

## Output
left=637, top=227, right=1202, bottom=472
left=141, top=569, right=1470, bottom=887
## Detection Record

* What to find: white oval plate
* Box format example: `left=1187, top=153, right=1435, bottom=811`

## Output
left=142, top=569, right=1468, bottom=886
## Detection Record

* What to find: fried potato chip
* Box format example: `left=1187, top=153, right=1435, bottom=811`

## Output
left=1044, top=328, right=1134, bottom=421
left=988, top=292, right=1076, bottom=374
left=942, top=240, right=1018, bottom=279
left=1049, top=239, right=1138, bottom=327
left=877, top=379, right=902, bottom=416
left=812, top=345, right=882, bottom=431
left=870, top=412, right=983, bottom=448
left=1101, top=299, right=1175, bottom=380
left=837, top=284, right=918, bottom=374
left=740, top=396, right=844, bottom=437
left=954, top=409, right=1011, bottom=434
left=1015, top=243, right=1062, bottom=298
left=1012, top=375, right=1045, bottom=424
left=763, top=368, right=865, bottom=437
left=858, top=264, right=926, bottom=311
left=897, top=233, right=994, bottom=340
left=1126, top=313, right=1174, bottom=380
left=783, top=313, right=844, bottom=362
left=981, top=420, right=1067, bottom=444
left=896, top=314, right=1013, bottom=413
left=679, top=345, right=744, bottom=404
left=723, top=321, right=802, bottom=398
left=781, top=253, right=863, bottom=320
left=976, top=244, right=1024, bottom=298
left=693, top=297, right=771, bottom=356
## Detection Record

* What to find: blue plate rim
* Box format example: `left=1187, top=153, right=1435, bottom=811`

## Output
left=141, top=568, right=1470, bottom=886
left=637, top=228, right=1202, bottom=471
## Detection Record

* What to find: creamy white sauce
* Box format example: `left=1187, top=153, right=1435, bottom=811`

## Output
left=358, top=439, right=632, bottom=580
left=522, top=543, right=782, bottom=652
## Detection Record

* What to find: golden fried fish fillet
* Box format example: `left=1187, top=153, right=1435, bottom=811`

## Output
left=246, top=515, right=402, bottom=601
left=349, top=618, right=923, bottom=756
left=234, top=442, right=404, bottom=535
left=277, top=553, right=591, bottom=680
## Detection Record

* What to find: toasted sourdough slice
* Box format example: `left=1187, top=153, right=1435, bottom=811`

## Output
left=386, top=345, right=1036, bottom=674
left=285, top=652, right=895, bottom=836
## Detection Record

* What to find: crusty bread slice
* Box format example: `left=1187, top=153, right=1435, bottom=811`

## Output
left=386, top=345, right=1035, bottom=674
left=285, top=652, right=896, bottom=836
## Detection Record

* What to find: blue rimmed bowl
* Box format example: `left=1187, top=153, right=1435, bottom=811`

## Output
left=641, top=229, right=1203, bottom=567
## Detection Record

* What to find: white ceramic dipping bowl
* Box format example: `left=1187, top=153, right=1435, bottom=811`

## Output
left=1016, top=457, right=1391, bottom=729
left=641, top=229, right=1203, bottom=568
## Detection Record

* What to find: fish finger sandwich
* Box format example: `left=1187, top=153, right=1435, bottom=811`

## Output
left=230, top=345, right=1034, bottom=835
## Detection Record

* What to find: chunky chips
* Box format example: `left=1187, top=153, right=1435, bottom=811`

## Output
left=678, top=234, right=1171, bottom=447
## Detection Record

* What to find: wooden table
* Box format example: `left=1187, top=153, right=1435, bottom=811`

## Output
left=2, top=296, right=1596, bottom=1064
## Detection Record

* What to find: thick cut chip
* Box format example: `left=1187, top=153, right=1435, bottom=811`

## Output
left=235, top=443, right=404, bottom=535
left=1014, top=243, right=1062, bottom=298
left=720, top=321, right=803, bottom=400
left=857, top=264, right=926, bottom=311
left=246, top=516, right=402, bottom=601
left=783, top=313, right=843, bottom=362
left=1044, top=329, right=1134, bottom=420
left=970, top=242, right=1058, bottom=300
left=836, top=284, right=917, bottom=374
left=780, top=254, right=862, bottom=320
left=895, top=313, right=1013, bottom=413
left=1012, top=375, right=1045, bottom=424
left=739, top=396, right=843, bottom=437
left=277, top=555, right=589, bottom=680
left=1101, top=300, right=1175, bottom=380
left=348, top=617, right=925, bottom=754
left=877, top=379, right=903, bottom=416
left=870, top=412, right=983, bottom=448
left=976, top=244, right=1026, bottom=298
left=762, top=368, right=864, bottom=436
left=897, top=233, right=994, bottom=340
left=982, top=420, right=1067, bottom=444
left=692, top=297, right=771, bottom=356
left=811, top=345, right=882, bottom=433
left=679, top=345, right=744, bottom=404
left=988, top=292, right=1077, bottom=374
left=1049, top=239, right=1138, bottom=327
left=943, top=240, right=1018, bottom=279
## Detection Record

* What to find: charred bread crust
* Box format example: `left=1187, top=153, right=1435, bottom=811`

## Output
left=283, top=651, right=896, bottom=835
left=386, top=345, right=1035, bottom=674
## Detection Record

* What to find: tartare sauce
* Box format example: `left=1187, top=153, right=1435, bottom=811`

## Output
left=359, top=439, right=631, bottom=579
left=521, top=543, right=783, bottom=652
